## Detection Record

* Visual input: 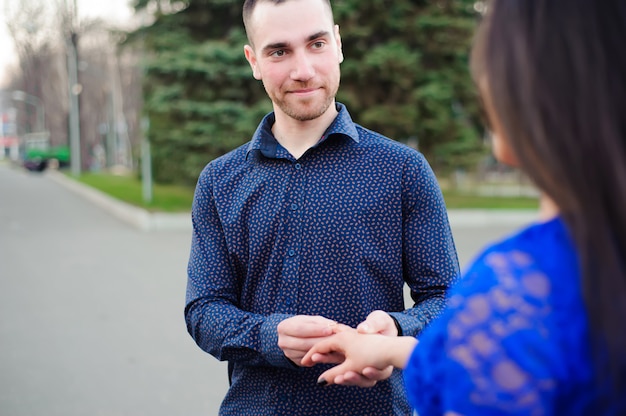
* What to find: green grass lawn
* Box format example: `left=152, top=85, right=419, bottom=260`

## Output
left=67, top=172, right=539, bottom=212
left=70, top=172, right=195, bottom=212
left=442, top=189, right=539, bottom=210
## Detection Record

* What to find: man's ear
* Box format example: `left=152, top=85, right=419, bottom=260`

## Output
left=334, top=24, right=344, bottom=64
left=244, top=45, right=262, bottom=80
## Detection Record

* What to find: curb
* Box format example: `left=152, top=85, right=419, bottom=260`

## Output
left=47, top=170, right=192, bottom=232
left=447, top=209, right=538, bottom=228
left=47, top=170, right=538, bottom=231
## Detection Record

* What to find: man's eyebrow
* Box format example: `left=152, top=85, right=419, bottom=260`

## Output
left=261, top=31, right=331, bottom=54
left=262, top=42, right=289, bottom=54
left=307, top=30, right=330, bottom=42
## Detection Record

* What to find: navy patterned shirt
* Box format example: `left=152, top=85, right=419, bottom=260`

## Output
left=186, top=103, right=459, bottom=415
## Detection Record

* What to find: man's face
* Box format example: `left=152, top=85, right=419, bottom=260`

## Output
left=244, top=0, right=343, bottom=122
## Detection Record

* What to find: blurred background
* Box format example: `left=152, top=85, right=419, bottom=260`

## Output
left=0, top=0, right=539, bottom=415
left=0, top=0, right=537, bottom=198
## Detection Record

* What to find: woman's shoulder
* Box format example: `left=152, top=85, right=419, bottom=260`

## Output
left=477, top=215, right=568, bottom=254
left=448, top=217, right=573, bottom=332
left=453, top=217, right=583, bottom=334
left=407, top=217, right=595, bottom=414
left=446, top=215, right=590, bottom=380
left=462, top=216, right=577, bottom=288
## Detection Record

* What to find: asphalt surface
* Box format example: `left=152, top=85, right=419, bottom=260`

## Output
left=0, top=164, right=228, bottom=416
left=0, top=163, right=534, bottom=415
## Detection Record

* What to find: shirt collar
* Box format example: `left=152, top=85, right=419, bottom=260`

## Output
left=246, top=102, right=360, bottom=159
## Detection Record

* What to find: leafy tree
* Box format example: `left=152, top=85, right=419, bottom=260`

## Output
left=127, top=0, right=484, bottom=185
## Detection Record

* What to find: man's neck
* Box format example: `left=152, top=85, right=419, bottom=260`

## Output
left=271, top=104, right=339, bottom=159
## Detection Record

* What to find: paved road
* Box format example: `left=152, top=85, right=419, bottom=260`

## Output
left=0, top=163, right=529, bottom=415
left=0, top=164, right=228, bottom=416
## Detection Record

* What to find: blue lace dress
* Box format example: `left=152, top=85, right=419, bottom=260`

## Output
left=404, top=217, right=624, bottom=415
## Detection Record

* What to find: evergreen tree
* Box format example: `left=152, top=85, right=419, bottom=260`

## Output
left=334, top=0, right=484, bottom=173
left=127, top=0, right=484, bottom=185
left=128, top=0, right=271, bottom=185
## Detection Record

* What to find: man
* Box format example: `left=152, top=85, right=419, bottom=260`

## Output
left=185, top=0, right=459, bottom=414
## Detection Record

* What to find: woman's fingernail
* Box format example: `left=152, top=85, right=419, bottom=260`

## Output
left=317, top=378, right=328, bottom=387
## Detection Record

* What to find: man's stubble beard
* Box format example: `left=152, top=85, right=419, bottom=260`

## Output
left=269, top=79, right=340, bottom=122
left=280, top=94, right=335, bottom=121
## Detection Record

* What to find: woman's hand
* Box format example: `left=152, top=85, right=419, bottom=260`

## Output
left=302, top=329, right=416, bottom=386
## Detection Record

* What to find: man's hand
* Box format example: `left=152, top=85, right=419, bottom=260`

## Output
left=356, top=310, right=398, bottom=336
left=277, top=315, right=337, bottom=366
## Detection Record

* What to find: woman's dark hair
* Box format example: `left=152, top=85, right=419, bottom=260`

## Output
left=472, top=0, right=626, bottom=402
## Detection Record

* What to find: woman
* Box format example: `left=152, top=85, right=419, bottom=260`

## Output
left=302, top=0, right=626, bottom=414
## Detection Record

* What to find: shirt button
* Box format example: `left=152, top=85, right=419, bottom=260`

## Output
left=285, top=297, right=293, bottom=306
left=290, top=203, right=298, bottom=211
left=288, top=249, right=295, bottom=257
left=294, top=163, right=302, bottom=170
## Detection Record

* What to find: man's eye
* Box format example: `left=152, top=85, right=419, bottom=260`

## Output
left=271, top=50, right=285, bottom=57
left=312, top=42, right=325, bottom=49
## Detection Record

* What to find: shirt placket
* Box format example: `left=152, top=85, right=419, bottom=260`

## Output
left=278, top=160, right=305, bottom=313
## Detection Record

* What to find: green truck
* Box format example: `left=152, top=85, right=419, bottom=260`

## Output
left=23, top=145, right=70, bottom=172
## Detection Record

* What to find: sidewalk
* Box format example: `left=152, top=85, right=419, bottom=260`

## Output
left=47, top=169, right=538, bottom=231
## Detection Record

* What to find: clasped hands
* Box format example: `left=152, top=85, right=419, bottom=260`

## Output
left=277, top=311, right=396, bottom=387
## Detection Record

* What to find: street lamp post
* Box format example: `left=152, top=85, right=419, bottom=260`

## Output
left=67, top=31, right=81, bottom=176
left=66, top=0, right=81, bottom=176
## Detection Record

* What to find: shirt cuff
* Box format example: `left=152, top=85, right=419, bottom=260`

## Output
left=259, top=313, right=298, bottom=368
left=389, top=315, right=403, bottom=336
left=388, top=311, right=425, bottom=338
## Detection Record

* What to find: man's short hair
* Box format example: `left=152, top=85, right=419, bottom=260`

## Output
left=242, top=0, right=334, bottom=45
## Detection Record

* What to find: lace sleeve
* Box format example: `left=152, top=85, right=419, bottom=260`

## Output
left=405, top=249, right=564, bottom=416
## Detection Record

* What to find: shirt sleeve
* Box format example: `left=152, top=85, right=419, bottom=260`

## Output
left=403, top=247, right=563, bottom=416
left=390, top=151, right=460, bottom=336
left=184, top=165, right=295, bottom=369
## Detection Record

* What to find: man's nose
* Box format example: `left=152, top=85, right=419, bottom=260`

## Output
left=291, top=51, right=315, bottom=81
